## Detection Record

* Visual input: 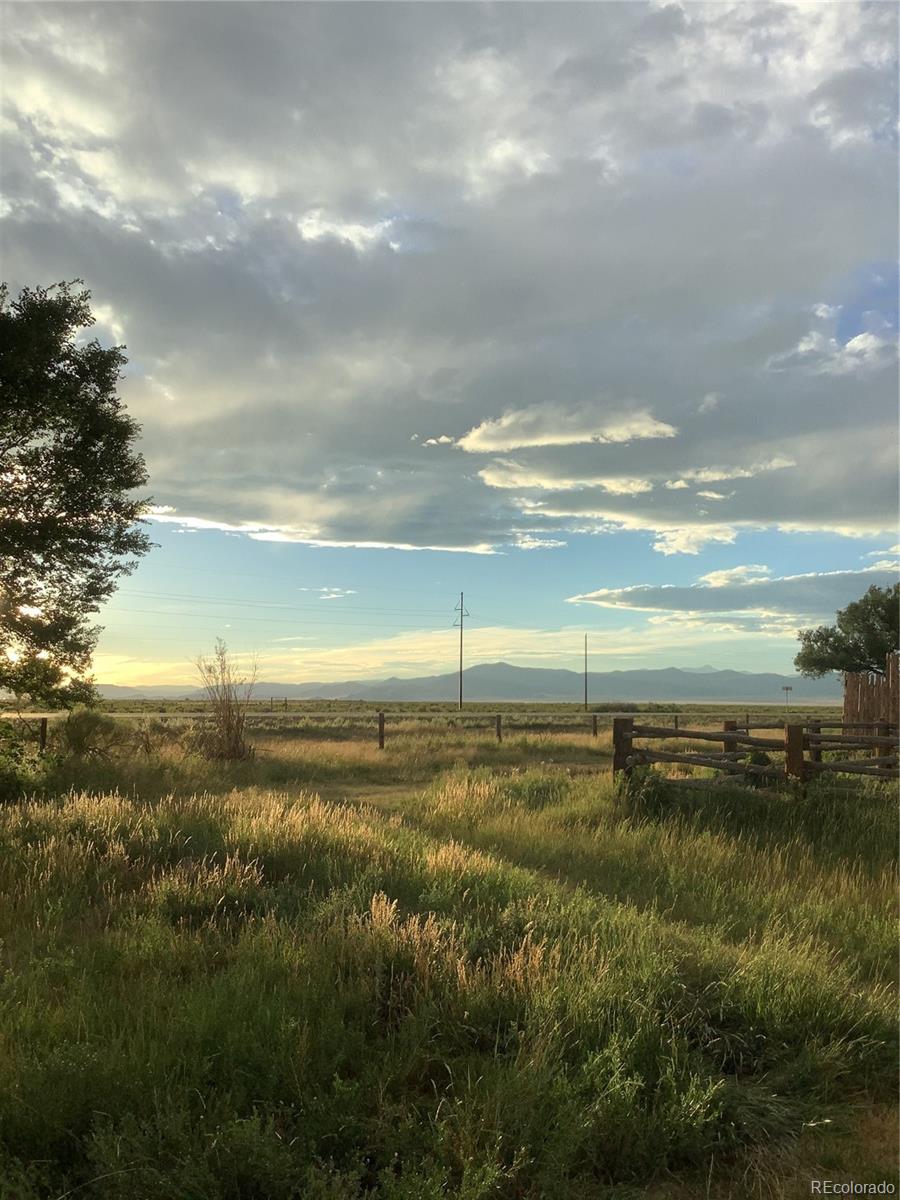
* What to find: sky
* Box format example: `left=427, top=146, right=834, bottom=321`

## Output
left=1, top=1, right=898, bottom=686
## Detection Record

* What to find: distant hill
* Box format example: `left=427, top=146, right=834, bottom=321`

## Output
left=97, top=662, right=843, bottom=703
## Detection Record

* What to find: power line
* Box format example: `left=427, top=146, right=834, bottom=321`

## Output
left=125, top=562, right=461, bottom=596
left=116, top=588, right=453, bottom=617
left=100, top=605, right=484, bottom=631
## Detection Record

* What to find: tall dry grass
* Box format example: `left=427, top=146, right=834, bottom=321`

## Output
left=0, top=751, right=895, bottom=1198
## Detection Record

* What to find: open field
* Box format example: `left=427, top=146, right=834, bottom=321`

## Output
left=14, top=702, right=846, bottom=752
left=90, top=699, right=846, bottom=720
left=0, top=721, right=896, bottom=1199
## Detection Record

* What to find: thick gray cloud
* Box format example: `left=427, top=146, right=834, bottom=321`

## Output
left=1, top=1, right=897, bottom=553
left=568, top=564, right=900, bottom=622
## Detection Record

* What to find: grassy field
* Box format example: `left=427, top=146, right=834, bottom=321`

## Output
left=0, top=721, right=895, bottom=1198
left=91, top=698, right=843, bottom=724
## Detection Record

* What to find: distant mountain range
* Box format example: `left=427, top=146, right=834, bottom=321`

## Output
left=98, top=662, right=842, bottom=703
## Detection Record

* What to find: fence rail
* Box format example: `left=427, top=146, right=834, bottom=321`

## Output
left=16, top=710, right=885, bottom=769
left=11, top=709, right=610, bottom=750
left=613, top=716, right=899, bottom=784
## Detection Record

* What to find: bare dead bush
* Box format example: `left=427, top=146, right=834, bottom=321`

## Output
left=194, top=640, right=257, bottom=760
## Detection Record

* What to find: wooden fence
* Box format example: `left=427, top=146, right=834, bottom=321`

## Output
left=843, top=653, right=899, bottom=727
left=613, top=717, right=899, bottom=784
left=370, top=711, right=602, bottom=747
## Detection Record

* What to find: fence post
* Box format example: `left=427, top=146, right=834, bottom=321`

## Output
left=784, top=724, right=806, bottom=783
left=612, top=716, right=634, bottom=777
left=39, top=717, right=48, bottom=753
left=592, top=713, right=598, bottom=738
left=673, top=713, right=679, bottom=731
left=808, top=720, right=822, bottom=764
left=878, top=720, right=892, bottom=758
left=745, top=712, right=750, bottom=730
left=496, top=714, right=502, bottom=743
left=378, top=711, right=385, bottom=751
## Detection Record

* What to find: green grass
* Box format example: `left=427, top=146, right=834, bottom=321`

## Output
left=0, top=730, right=895, bottom=1199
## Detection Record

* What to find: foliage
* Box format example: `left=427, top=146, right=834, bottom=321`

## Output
left=130, top=716, right=182, bottom=757
left=0, top=281, right=151, bottom=707
left=614, top=763, right=673, bottom=819
left=53, top=708, right=123, bottom=760
left=0, top=719, right=47, bottom=802
left=795, top=583, right=899, bottom=677
left=193, top=639, right=257, bottom=760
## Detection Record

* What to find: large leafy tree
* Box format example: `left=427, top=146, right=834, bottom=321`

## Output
left=1, top=281, right=151, bottom=706
left=794, top=583, right=899, bottom=677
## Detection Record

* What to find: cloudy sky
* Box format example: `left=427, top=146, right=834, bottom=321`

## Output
left=1, top=1, right=897, bottom=685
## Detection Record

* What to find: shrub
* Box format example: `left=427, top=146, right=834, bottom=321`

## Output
left=130, top=716, right=182, bottom=757
left=0, top=718, right=45, bottom=801
left=54, top=707, right=123, bottom=760
left=194, top=639, right=257, bottom=760
left=614, top=764, right=673, bottom=820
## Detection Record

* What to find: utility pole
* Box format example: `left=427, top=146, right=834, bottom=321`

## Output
left=453, top=592, right=469, bottom=710
left=782, top=684, right=792, bottom=712
left=584, top=633, right=588, bottom=711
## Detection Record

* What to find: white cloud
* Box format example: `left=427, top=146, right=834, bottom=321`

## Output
left=697, top=392, right=720, bottom=414
left=696, top=490, right=731, bottom=501
left=478, top=460, right=653, bottom=495
left=651, top=525, right=738, bottom=556
left=458, top=405, right=677, bottom=453
left=514, top=534, right=567, bottom=550
left=812, top=303, right=842, bottom=321
left=297, top=209, right=393, bottom=253
left=831, top=332, right=897, bottom=375
left=768, top=329, right=897, bottom=376
left=148, top=509, right=498, bottom=554
left=481, top=136, right=551, bottom=182
left=593, top=477, right=655, bottom=496
left=248, top=532, right=498, bottom=554
left=678, top=458, right=796, bottom=484
left=698, top=564, right=773, bottom=588
left=776, top=520, right=895, bottom=539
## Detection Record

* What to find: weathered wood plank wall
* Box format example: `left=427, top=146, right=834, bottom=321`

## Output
left=843, top=653, right=898, bottom=727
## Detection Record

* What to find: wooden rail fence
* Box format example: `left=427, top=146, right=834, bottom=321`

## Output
left=613, top=716, right=899, bottom=784
left=370, top=711, right=605, bottom=748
